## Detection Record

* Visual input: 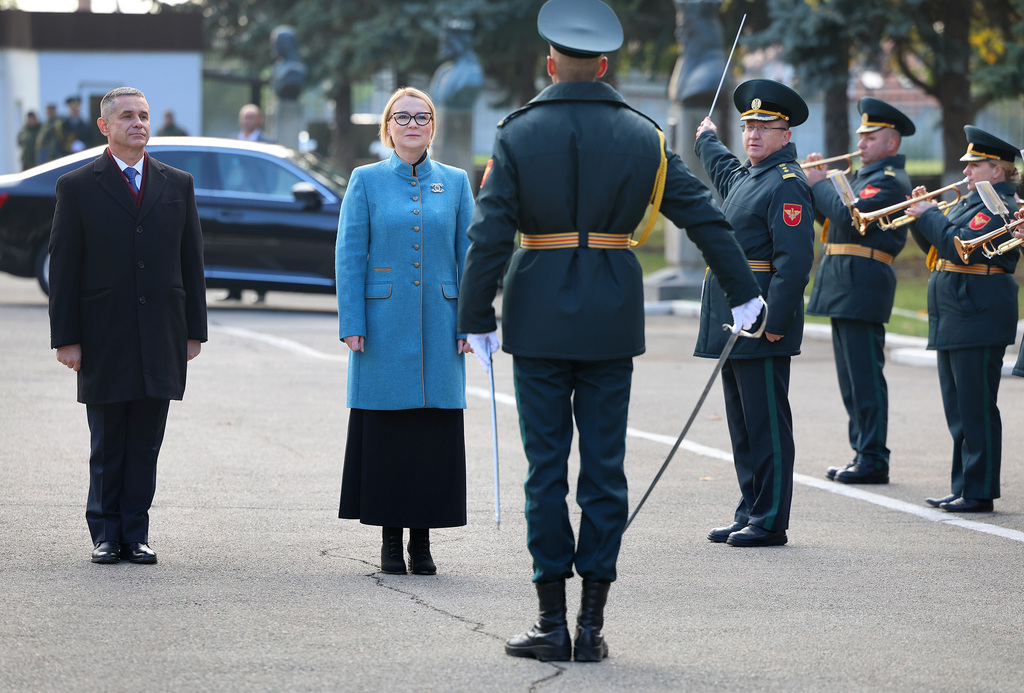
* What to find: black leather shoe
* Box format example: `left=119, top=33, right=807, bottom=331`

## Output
left=120, top=542, right=157, bottom=564
left=505, top=581, right=572, bottom=661
left=380, top=527, right=407, bottom=574
left=833, top=460, right=889, bottom=484
left=726, top=525, right=787, bottom=547
left=939, top=497, right=994, bottom=513
left=925, top=493, right=957, bottom=508
left=707, top=521, right=746, bottom=543
left=825, top=460, right=855, bottom=480
left=91, top=541, right=120, bottom=564
left=573, top=581, right=610, bottom=662
left=407, top=529, right=436, bottom=575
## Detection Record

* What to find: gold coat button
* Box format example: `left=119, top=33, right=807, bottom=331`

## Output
left=413, top=262, right=420, bottom=268
left=413, top=244, right=419, bottom=250
left=413, top=209, right=419, bottom=215
left=413, top=280, right=420, bottom=286
left=414, top=226, right=420, bottom=232
left=412, top=196, right=419, bottom=201
left=411, top=181, right=417, bottom=186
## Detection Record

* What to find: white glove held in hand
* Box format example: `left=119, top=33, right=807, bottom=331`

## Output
left=730, top=296, right=765, bottom=334
left=467, top=332, right=501, bottom=374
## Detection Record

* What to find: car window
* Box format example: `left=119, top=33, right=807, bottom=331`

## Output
left=217, top=153, right=303, bottom=197
left=150, top=150, right=214, bottom=191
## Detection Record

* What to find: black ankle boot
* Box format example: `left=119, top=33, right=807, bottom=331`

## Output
left=407, top=528, right=436, bottom=575
left=380, top=527, right=406, bottom=574
left=504, top=580, right=572, bottom=661
left=574, top=580, right=610, bottom=662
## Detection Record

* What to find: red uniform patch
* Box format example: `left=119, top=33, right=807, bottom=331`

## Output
left=480, top=158, right=494, bottom=188
left=859, top=185, right=881, bottom=199
left=783, top=203, right=803, bottom=227
left=969, top=212, right=990, bottom=231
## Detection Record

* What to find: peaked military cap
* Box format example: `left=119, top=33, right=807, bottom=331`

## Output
left=856, top=97, right=915, bottom=136
left=538, top=0, right=623, bottom=59
left=960, top=125, right=1018, bottom=163
left=733, top=79, right=808, bottom=127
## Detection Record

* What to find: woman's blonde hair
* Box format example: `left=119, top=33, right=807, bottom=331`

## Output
left=379, top=87, right=437, bottom=149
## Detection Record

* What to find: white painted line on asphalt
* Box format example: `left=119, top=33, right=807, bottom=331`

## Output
left=210, top=324, right=348, bottom=361
left=465, top=386, right=1024, bottom=544
left=214, top=325, right=1024, bottom=544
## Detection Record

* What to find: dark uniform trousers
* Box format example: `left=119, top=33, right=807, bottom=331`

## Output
left=830, top=319, right=889, bottom=466
left=937, top=346, right=1004, bottom=500
left=85, top=398, right=170, bottom=543
left=513, top=356, right=632, bottom=584
left=722, top=356, right=794, bottom=532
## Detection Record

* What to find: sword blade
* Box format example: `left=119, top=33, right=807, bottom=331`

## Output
left=623, top=328, right=740, bottom=532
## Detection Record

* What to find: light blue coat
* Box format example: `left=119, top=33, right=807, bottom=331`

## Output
left=336, top=152, right=473, bottom=410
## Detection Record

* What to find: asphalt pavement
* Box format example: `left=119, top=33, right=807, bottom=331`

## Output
left=2, top=273, right=1023, bottom=692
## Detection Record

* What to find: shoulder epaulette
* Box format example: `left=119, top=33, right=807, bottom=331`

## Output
left=497, top=102, right=540, bottom=128
left=777, top=162, right=798, bottom=180
left=884, top=165, right=896, bottom=177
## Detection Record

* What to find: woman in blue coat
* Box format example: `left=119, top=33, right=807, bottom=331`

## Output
left=336, top=88, right=474, bottom=574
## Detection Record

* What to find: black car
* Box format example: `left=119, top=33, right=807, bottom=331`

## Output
left=0, top=137, right=347, bottom=295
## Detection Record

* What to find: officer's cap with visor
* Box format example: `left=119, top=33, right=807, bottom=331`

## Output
left=959, top=125, right=1018, bottom=164
left=733, top=79, right=808, bottom=128
left=538, top=0, right=623, bottom=58
left=856, top=97, right=915, bottom=136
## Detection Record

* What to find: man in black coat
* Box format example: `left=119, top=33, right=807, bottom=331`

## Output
left=49, top=86, right=208, bottom=565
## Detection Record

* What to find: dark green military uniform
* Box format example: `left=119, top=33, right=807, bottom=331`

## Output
left=911, top=169, right=1019, bottom=505
left=694, top=89, right=815, bottom=535
left=807, top=98, right=914, bottom=484
left=457, top=80, right=759, bottom=582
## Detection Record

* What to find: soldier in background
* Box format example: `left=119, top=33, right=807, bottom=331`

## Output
left=694, top=79, right=815, bottom=548
left=804, top=98, right=915, bottom=485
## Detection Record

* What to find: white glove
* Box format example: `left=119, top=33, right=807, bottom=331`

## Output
left=467, top=332, right=500, bottom=374
left=730, top=296, right=765, bottom=334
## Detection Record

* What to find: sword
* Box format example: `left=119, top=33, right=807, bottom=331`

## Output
left=488, top=352, right=500, bottom=527
left=623, top=301, right=766, bottom=532
left=707, top=13, right=747, bottom=118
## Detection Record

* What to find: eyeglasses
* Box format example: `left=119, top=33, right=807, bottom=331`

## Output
left=390, top=112, right=432, bottom=126
left=740, top=123, right=789, bottom=134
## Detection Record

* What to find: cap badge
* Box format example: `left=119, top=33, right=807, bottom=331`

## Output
left=751, top=98, right=762, bottom=110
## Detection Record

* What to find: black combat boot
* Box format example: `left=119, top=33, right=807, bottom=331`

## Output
left=504, top=580, right=572, bottom=661
left=407, top=528, right=436, bottom=575
left=573, top=580, right=610, bottom=662
left=380, top=526, right=406, bottom=574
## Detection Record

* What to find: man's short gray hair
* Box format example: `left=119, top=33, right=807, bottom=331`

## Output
left=100, top=87, right=147, bottom=119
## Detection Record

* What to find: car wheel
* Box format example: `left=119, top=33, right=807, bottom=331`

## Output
left=35, top=245, right=50, bottom=296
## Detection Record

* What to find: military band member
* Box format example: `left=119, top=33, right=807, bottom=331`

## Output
left=804, top=98, right=915, bottom=485
left=457, top=0, right=761, bottom=663
left=905, top=126, right=1021, bottom=513
left=694, top=79, right=815, bottom=547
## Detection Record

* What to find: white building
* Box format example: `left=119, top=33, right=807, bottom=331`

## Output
left=0, top=10, right=204, bottom=174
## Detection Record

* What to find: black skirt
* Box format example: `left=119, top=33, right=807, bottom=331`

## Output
left=339, top=408, right=467, bottom=528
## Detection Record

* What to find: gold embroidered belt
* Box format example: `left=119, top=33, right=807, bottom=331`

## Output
left=934, top=259, right=1006, bottom=275
left=520, top=232, right=631, bottom=249
left=748, top=260, right=776, bottom=272
left=824, top=243, right=894, bottom=266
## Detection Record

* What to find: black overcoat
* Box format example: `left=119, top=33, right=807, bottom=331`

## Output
left=48, top=149, right=208, bottom=404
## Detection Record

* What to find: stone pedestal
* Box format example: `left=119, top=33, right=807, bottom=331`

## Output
left=272, top=100, right=304, bottom=150
left=433, top=109, right=474, bottom=182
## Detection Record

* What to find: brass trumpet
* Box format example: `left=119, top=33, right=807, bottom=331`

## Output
left=851, top=178, right=968, bottom=236
left=801, top=151, right=860, bottom=174
left=953, top=216, right=1024, bottom=262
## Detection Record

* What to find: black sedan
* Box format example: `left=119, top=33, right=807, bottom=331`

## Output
left=0, top=137, right=347, bottom=296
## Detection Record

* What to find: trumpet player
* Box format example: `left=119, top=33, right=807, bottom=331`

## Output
left=804, top=98, right=915, bottom=485
left=904, top=126, right=1021, bottom=513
